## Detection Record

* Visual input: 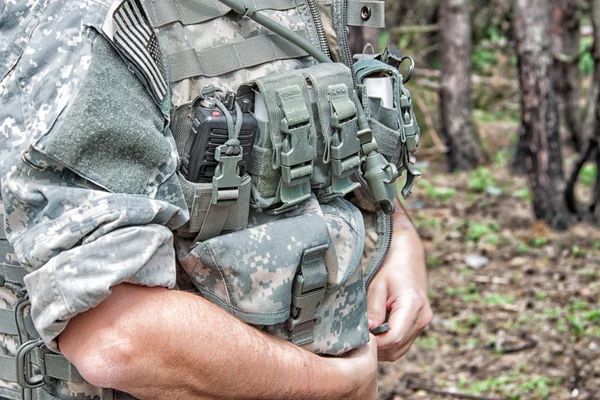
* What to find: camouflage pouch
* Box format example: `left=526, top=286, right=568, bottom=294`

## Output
left=354, top=54, right=422, bottom=198
left=179, top=195, right=368, bottom=356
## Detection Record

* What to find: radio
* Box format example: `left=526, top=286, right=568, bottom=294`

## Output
left=181, top=93, right=258, bottom=183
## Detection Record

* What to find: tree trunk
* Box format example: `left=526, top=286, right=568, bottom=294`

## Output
left=385, top=0, right=405, bottom=28
left=514, top=0, right=570, bottom=229
left=565, top=0, right=600, bottom=221
left=439, top=0, right=487, bottom=171
left=550, top=0, right=584, bottom=150
left=349, top=27, right=380, bottom=56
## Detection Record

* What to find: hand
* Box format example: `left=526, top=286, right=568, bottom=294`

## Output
left=326, top=334, right=378, bottom=400
left=367, top=199, right=432, bottom=362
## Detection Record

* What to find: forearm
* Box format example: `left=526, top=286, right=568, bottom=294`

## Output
left=59, top=284, right=357, bottom=400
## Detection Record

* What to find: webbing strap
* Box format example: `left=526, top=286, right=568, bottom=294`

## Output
left=0, top=353, right=83, bottom=384
left=0, top=354, right=17, bottom=382
left=298, top=245, right=328, bottom=293
left=288, top=244, right=328, bottom=346
left=242, top=70, right=316, bottom=211
left=0, top=216, right=6, bottom=240
left=347, top=0, right=385, bottom=28
left=141, top=0, right=296, bottom=28
left=302, top=64, right=361, bottom=201
left=0, top=309, right=19, bottom=335
left=42, top=354, right=84, bottom=382
left=0, top=264, right=27, bottom=284
left=180, top=173, right=251, bottom=241
left=288, top=320, right=315, bottom=346
left=168, top=33, right=309, bottom=82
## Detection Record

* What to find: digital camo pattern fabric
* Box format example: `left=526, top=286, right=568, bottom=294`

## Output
left=0, top=0, right=372, bottom=397
left=0, top=0, right=188, bottom=356
left=158, top=7, right=318, bottom=107
left=181, top=196, right=369, bottom=356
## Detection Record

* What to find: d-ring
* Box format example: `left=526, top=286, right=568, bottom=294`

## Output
left=400, top=56, right=415, bottom=84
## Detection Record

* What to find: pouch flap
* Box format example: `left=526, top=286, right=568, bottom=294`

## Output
left=181, top=211, right=331, bottom=325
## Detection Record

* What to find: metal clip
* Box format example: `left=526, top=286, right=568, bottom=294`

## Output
left=211, top=141, right=243, bottom=206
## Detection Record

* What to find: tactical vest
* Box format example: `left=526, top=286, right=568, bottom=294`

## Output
left=0, top=0, right=421, bottom=398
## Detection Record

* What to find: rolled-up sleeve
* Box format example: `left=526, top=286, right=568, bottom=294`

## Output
left=0, top=0, right=188, bottom=351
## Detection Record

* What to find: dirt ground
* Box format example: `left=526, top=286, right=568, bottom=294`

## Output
left=377, top=120, right=600, bottom=400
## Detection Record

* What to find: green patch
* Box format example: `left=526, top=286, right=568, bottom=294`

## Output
left=516, top=242, right=530, bottom=255
left=567, top=314, right=586, bottom=336
left=580, top=164, right=597, bottom=187
left=468, top=167, right=499, bottom=192
left=415, top=335, right=439, bottom=349
left=418, top=217, right=440, bottom=229
left=467, top=221, right=501, bottom=241
left=534, top=292, right=547, bottom=300
left=517, top=377, right=556, bottom=399
left=514, top=188, right=532, bottom=201
left=583, top=309, right=600, bottom=324
left=426, top=185, right=457, bottom=201
left=569, top=300, right=589, bottom=311
left=427, top=255, right=443, bottom=268
left=464, top=337, right=480, bottom=349
left=483, top=293, right=515, bottom=305
left=493, top=149, right=511, bottom=168
left=571, top=245, right=582, bottom=257
left=531, top=237, right=549, bottom=248
left=457, top=373, right=556, bottom=399
left=579, top=36, right=595, bottom=76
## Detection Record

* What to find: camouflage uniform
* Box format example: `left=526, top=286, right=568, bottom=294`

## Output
left=0, top=0, right=380, bottom=398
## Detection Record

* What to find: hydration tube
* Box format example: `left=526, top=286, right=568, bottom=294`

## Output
left=215, top=0, right=332, bottom=64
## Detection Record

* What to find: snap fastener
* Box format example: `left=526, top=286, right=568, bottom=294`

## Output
left=360, top=6, right=371, bottom=21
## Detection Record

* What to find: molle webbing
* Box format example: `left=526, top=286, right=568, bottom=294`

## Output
left=167, top=33, right=309, bottom=82
left=141, top=0, right=296, bottom=28
left=241, top=70, right=317, bottom=211
left=346, top=0, right=385, bottom=28
left=302, top=63, right=361, bottom=201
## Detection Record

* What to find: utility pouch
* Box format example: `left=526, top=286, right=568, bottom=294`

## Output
left=179, top=196, right=368, bottom=356
left=354, top=50, right=422, bottom=198
left=239, top=70, right=317, bottom=213
left=301, top=63, right=362, bottom=203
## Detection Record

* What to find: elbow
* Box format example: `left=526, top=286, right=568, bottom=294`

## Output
left=59, top=321, right=138, bottom=389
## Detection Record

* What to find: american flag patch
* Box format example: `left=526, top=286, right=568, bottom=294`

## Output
left=112, top=0, right=168, bottom=103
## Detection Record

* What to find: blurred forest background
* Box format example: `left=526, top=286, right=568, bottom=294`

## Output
left=357, top=0, right=600, bottom=399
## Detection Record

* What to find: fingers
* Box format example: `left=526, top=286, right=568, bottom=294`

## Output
left=367, top=280, right=388, bottom=330
left=375, top=295, right=432, bottom=362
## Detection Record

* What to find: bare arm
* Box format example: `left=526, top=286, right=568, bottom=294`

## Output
left=59, top=283, right=378, bottom=400
left=367, top=197, right=432, bottom=361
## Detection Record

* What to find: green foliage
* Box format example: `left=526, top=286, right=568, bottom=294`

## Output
left=580, top=164, right=597, bottom=187
left=579, top=36, right=595, bottom=76
left=426, top=185, right=456, bottom=201
left=483, top=293, right=516, bottom=305
left=468, top=167, right=498, bottom=192
left=427, top=255, right=443, bottom=268
left=467, top=221, right=500, bottom=241
left=531, top=237, right=549, bottom=248
left=415, top=335, right=439, bottom=349
left=514, top=188, right=532, bottom=201
left=517, top=377, right=556, bottom=399
left=583, top=309, right=600, bottom=324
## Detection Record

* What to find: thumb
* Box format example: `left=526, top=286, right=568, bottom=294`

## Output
left=367, top=280, right=388, bottom=330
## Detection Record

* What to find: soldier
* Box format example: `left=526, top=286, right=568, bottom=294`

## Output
left=0, top=0, right=432, bottom=399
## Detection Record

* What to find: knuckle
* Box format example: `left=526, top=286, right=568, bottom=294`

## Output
left=421, top=304, right=433, bottom=327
